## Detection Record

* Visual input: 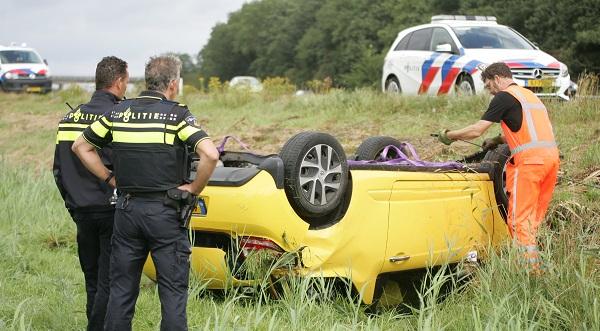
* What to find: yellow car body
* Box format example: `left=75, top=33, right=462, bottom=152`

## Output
left=143, top=164, right=509, bottom=304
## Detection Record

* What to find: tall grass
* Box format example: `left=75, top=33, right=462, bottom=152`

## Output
left=0, top=89, right=599, bottom=330
left=1, top=159, right=598, bottom=329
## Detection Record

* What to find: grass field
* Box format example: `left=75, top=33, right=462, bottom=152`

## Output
left=0, top=87, right=598, bottom=330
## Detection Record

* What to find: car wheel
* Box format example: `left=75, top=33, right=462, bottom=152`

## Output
left=355, top=136, right=408, bottom=161
left=456, top=75, right=475, bottom=96
left=385, top=77, right=401, bottom=94
left=482, top=144, right=510, bottom=220
left=280, top=132, right=349, bottom=219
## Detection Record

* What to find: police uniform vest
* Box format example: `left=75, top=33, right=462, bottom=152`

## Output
left=83, top=91, right=209, bottom=193
left=108, top=98, right=189, bottom=192
left=53, top=90, right=118, bottom=212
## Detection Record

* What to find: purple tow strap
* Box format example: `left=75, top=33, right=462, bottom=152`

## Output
left=347, top=142, right=465, bottom=170
left=217, top=135, right=252, bottom=154
left=217, top=136, right=464, bottom=170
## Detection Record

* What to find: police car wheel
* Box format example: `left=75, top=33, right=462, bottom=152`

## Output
left=385, top=77, right=401, bottom=93
left=280, top=132, right=349, bottom=219
left=456, top=75, right=475, bottom=95
left=482, top=144, right=510, bottom=221
left=355, top=136, right=408, bottom=161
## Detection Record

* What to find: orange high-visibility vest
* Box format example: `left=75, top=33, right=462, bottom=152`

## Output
left=502, top=85, right=558, bottom=160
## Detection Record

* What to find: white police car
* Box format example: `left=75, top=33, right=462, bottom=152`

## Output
left=382, top=15, right=575, bottom=100
left=0, top=43, right=52, bottom=93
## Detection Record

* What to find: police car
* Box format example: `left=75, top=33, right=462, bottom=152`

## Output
left=0, top=43, right=52, bottom=93
left=382, top=15, right=575, bottom=100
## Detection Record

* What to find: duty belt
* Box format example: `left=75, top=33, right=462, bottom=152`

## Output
left=123, top=191, right=166, bottom=199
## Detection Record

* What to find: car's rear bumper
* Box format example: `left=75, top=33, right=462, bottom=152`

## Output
left=0, top=78, right=52, bottom=93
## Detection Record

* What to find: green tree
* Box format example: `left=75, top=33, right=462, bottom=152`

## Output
left=197, top=0, right=599, bottom=87
left=199, top=21, right=252, bottom=81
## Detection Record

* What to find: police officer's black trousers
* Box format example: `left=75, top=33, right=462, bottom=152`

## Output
left=73, top=210, right=115, bottom=331
left=104, top=197, right=191, bottom=331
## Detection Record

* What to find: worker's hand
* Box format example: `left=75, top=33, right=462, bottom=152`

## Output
left=437, top=129, right=454, bottom=145
left=482, top=135, right=504, bottom=151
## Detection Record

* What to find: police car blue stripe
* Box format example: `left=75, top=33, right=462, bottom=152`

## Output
left=440, top=55, right=461, bottom=82
left=421, top=53, right=441, bottom=81
left=462, top=60, right=482, bottom=74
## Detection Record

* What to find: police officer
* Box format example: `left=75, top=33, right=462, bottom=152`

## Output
left=72, top=55, right=219, bottom=330
left=53, top=56, right=129, bottom=331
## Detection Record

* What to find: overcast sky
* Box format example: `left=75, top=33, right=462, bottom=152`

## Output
left=0, top=0, right=248, bottom=77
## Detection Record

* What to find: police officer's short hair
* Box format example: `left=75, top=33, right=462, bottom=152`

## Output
left=481, top=62, right=513, bottom=82
left=145, top=55, right=182, bottom=91
left=95, top=56, right=128, bottom=90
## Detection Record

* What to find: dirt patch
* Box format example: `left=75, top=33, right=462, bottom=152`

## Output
left=44, top=233, right=75, bottom=250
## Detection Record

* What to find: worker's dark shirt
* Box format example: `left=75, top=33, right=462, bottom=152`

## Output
left=53, top=90, right=120, bottom=213
left=82, top=90, right=209, bottom=192
left=481, top=83, right=523, bottom=132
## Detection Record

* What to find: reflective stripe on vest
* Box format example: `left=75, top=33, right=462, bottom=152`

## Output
left=511, top=141, right=557, bottom=155
left=503, top=85, right=556, bottom=156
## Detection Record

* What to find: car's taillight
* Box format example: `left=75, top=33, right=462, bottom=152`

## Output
left=238, top=236, right=284, bottom=257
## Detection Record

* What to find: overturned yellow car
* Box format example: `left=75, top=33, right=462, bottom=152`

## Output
left=144, top=132, right=510, bottom=304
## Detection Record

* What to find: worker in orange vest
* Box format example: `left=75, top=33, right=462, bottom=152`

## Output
left=437, top=62, right=559, bottom=272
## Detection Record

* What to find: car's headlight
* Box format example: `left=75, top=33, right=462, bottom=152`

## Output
left=5, top=72, right=14, bottom=79
left=560, top=62, right=569, bottom=78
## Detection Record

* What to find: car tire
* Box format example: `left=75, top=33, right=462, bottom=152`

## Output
left=482, top=144, right=510, bottom=220
left=355, top=136, right=408, bottom=161
left=385, top=76, right=401, bottom=94
left=279, top=132, right=349, bottom=219
left=456, top=74, right=475, bottom=96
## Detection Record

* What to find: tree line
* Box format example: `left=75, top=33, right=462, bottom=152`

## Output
left=185, top=0, right=600, bottom=88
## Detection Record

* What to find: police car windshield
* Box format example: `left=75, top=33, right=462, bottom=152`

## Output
left=0, top=50, right=42, bottom=64
left=452, top=26, right=535, bottom=50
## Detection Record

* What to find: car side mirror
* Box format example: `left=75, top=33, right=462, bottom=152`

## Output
left=44, top=59, right=48, bottom=65
left=435, top=44, right=453, bottom=53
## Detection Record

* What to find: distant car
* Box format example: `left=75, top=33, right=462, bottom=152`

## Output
left=143, top=132, right=510, bottom=305
left=0, top=44, right=52, bottom=93
left=229, top=76, right=263, bottom=92
left=382, top=15, right=575, bottom=100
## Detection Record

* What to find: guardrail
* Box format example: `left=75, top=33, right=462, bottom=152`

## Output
left=51, top=76, right=144, bottom=92
left=52, top=76, right=144, bottom=83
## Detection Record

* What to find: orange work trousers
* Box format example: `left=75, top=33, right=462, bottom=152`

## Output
left=505, top=151, right=559, bottom=267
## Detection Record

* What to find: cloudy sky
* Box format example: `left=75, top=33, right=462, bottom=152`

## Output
left=0, top=0, right=248, bottom=77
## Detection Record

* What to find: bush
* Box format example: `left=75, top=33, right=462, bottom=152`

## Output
left=208, top=76, right=226, bottom=93
left=306, top=77, right=333, bottom=94
left=262, top=77, right=296, bottom=100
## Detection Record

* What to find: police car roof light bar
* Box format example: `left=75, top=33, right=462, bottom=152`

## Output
left=431, top=15, right=497, bottom=22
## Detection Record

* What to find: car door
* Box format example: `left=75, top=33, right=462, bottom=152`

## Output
left=386, top=28, right=434, bottom=95
left=427, top=27, right=461, bottom=95
left=383, top=32, right=411, bottom=91
left=381, top=173, right=495, bottom=273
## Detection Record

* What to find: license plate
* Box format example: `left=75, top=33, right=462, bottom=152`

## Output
left=527, top=79, right=553, bottom=88
left=192, top=196, right=208, bottom=216
left=26, top=86, right=42, bottom=92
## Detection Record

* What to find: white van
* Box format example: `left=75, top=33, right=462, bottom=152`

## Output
left=0, top=44, right=52, bottom=93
